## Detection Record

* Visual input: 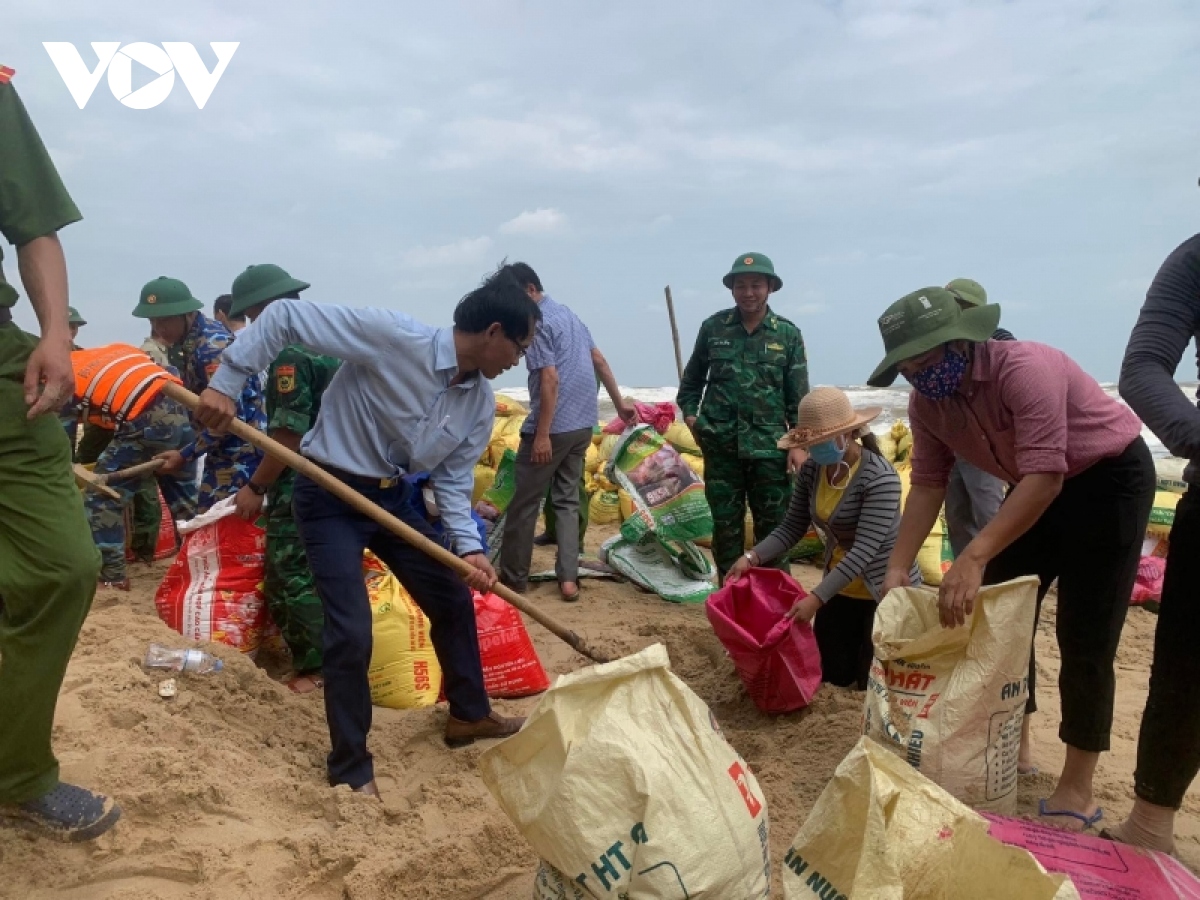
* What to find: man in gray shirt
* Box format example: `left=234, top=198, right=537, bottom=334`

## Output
left=196, top=267, right=540, bottom=798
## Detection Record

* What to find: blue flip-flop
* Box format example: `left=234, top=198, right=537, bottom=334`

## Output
left=1038, top=797, right=1103, bottom=831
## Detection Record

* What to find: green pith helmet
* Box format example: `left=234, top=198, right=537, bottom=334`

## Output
left=67, top=306, right=87, bottom=326
left=723, top=252, right=782, bottom=292
left=945, top=277, right=988, bottom=308
left=132, top=276, right=203, bottom=318
left=229, top=264, right=310, bottom=317
left=867, top=287, right=1001, bottom=387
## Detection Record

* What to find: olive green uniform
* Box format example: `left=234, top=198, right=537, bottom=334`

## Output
left=677, top=306, right=809, bottom=576
left=264, top=345, right=340, bottom=673
left=0, top=75, right=101, bottom=804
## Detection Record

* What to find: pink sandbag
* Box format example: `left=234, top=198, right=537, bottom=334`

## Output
left=602, top=401, right=676, bottom=435
left=705, top=568, right=822, bottom=714
left=1131, top=555, right=1166, bottom=607
left=983, top=813, right=1200, bottom=899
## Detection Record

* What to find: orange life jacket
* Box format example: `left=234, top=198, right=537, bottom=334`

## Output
left=72, top=344, right=181, bottom=429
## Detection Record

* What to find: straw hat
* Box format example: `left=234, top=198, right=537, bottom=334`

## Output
left=777, top=386, right=882, bottom=450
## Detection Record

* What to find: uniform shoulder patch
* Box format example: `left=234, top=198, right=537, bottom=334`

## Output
left=276, top=364, right=296, bottom=393
left=0, top=66, right=15, bottom=84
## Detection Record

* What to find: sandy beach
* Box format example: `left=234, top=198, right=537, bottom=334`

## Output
left=1, top=524, right=1195, bottom=900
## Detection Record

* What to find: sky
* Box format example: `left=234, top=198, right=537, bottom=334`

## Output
left=5, top=0, right=1200, bottom=392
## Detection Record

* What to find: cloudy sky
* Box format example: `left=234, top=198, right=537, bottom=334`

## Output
left=6, top=0, right=1200, bottom=390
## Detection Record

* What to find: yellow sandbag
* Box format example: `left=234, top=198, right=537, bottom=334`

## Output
left=364, top=554, right=441, bottom=710
left=495, top=393, right=528, bottom=417
left=782, top=737, right=1079, bottom=900
left=590, top=472, right=616, bottom=493
left=682, top=454, right=705, bottom=480
left=897, top=464, right=951, bottom=585
left=598, top=434, right=620, bottom=463
left=618, top=489, right=634, bottom=521
left=472, top=465, right=497, bottom=504
left=1147, top=489, right=1181, bottom=539
left=589, top=489, right=621, bottom=525
left=584, top=442, right=601, bottom=476
left=664, top=421, right=700, bottom=456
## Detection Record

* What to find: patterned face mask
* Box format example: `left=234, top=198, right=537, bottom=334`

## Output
left=908, top=348, right=969, bottom=401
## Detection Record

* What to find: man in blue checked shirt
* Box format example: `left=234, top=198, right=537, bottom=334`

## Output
left=497, top=263, right=635, bottom=602
left=194, top=267, right=540, bottom=798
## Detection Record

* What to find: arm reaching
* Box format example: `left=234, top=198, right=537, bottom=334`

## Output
left=592, top=347, right=635, bottom=423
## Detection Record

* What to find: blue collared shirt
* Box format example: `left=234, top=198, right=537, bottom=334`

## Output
left=210, top=298, right=494, bottom=555
left=522, top=294, right=599, bottom=435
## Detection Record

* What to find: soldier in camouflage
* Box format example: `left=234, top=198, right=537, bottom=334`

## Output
left=228, top=264, right=339, bottom=693
left=83, top=382, right=194, bottom=588
left=677, top=252, right=810, bottom=581
left=135, top=276, right=266, bottom=512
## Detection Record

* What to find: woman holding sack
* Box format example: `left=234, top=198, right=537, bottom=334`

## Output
left=726, top=387, right=919, bottom=689
left=871, top=286, right=1154, bottom=833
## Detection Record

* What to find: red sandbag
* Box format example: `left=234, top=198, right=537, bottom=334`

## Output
left=154, top=500, right=269, bottom=654
left=125, top=485, right=177, bottom=562
left=473, top=590, right=550, bottom=698
left=705, top=568, right=822, bottom=714
left=602, top=401, right=676, bottom=435
left=1131, top=555, right=1167, bottom=607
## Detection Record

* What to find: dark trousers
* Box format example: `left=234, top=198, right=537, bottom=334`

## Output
left=292, top=472, right=490, bottom=789
left=984, top=438, right=1154, bottom=753
left=814, top=594, right=875, bottom=690
left=1134, top=487, right=1200, bottom=808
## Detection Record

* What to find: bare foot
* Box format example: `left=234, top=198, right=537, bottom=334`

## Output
left=287, top=673, right=324, bottom=694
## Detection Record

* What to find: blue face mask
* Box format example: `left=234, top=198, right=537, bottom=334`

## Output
left=808, top=436, right=846, bottom=467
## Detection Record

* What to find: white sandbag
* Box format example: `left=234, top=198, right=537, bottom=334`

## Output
left=480, top=644, right=771, bottom=899
left=862, top=576, right=1039, bottom=814
left=782, top=737, right=1079, bottom=900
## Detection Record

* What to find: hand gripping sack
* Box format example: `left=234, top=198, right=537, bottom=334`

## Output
left=782, top=737, right=1079, bottom=900
left=154, top=498, right=269, bottom=654
left=863, top=576, right=1039, bottom=814
left=472, top=590, right=550, bottom=698
left=705, top=569, right=822, bottom=714
left=479, top=644, right=772, bottom=899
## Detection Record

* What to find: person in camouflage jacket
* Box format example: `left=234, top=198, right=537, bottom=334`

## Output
left=228, top=264, right=339, bottom=693
left=677, top=252, right=810, bottom=580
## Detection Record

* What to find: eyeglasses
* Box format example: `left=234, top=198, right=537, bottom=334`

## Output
left=508, top=335, right=528, bottom=360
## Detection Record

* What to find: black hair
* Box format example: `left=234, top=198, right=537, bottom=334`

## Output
left=213, top=294, right=245, bottom=322
left=860, top=431, right=883, bottom=456
left=500, top=262, right=542, bottom=293
left=454, top=265, right=542, bottom=341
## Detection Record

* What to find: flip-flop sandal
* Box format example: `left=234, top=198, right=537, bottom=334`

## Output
left=1038, top=798, right=1103, bottom=831
left=287, top=674, right=324, bottom=694
left=0, top=783, right=121, bottom=842
left=559, top=586, right=581, bottom=602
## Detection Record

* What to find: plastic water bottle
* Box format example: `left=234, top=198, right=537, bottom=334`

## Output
left=144, top=642, right=224, bottom=674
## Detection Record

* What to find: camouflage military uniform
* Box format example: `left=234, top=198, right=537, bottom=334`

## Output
left=264, top=345, right=339, bottom=673
left=677, top=306, right=809, bottom=576
left=84, top=387, right=194, bottom=583
left=176, top=312, right=265, bottom=511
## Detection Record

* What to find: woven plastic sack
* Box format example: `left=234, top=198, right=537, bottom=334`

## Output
left=473, top=590, right=550, bottom=698
left=863, top=576, right=1039, bottom=813
left=783, top=737, right=1079, bottom=900
left=364, top=553, right=441, bottom=709
left=609, top=424, right=712, bottom=544
left=482, top=449, right=518, bottom=514
left=600, top=534, right=716, bottom=604
left=705, top=569, right=822, bottom=714
left=481, top=645, right=771, bottom=899
left=154, top=498, right=268, bottom=654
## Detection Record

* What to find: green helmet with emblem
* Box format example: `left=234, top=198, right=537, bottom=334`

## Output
left=228, top=264, right=310, bottom=317
left=132, top=276, right=203, bottom=318
left=722, top=252, right=782, bottom=292
left=67, top=306, right=86, bottom=326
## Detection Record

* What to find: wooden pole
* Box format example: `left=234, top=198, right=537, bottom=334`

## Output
left=160, top=382, right=610, bottom=663
left=664, top=285, right=683, bottom=381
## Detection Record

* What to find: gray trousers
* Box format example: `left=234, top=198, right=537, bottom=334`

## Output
left=499, top=428, right=593, bottom=588
left=945, top=457, right=1008, bottom=559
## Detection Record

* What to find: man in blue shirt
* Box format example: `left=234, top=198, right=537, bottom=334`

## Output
left=498, top=263, right=634, bottom=601
left=194, top=267, right=540, bottom=797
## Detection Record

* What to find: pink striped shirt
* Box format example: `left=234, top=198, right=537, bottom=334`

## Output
left=909, top=341, right=1142, bottom=489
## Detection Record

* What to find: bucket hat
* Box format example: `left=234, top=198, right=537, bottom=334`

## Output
left=945, top=278, right=987, bottom=308
left=132, top=277, right=203, bottom=319
left=67, top=306, right=86, bottom=326
left=229, top=264, right=310, bottom=317
left=777, top=386, right=882, bottom=450
left=722, top=252, right=782, bottom=292
left=867, top=287, right=1000, bottom=388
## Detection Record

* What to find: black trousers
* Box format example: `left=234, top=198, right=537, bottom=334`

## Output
left=814, top=594, right=875, bottom=690
left=1134, top=487, right=1200, bottom=808
left=293, top=473, right=490, bottom=789
left=984, top=438, right=1154, bottom=753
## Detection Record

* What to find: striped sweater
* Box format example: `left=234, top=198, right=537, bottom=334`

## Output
left=753, top=448, right=921, bottom=603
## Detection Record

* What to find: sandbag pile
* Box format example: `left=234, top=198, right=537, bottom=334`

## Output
left=473, top=393, right=529, bottom=503
left=1131, top=458, right=1187, bottom=608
